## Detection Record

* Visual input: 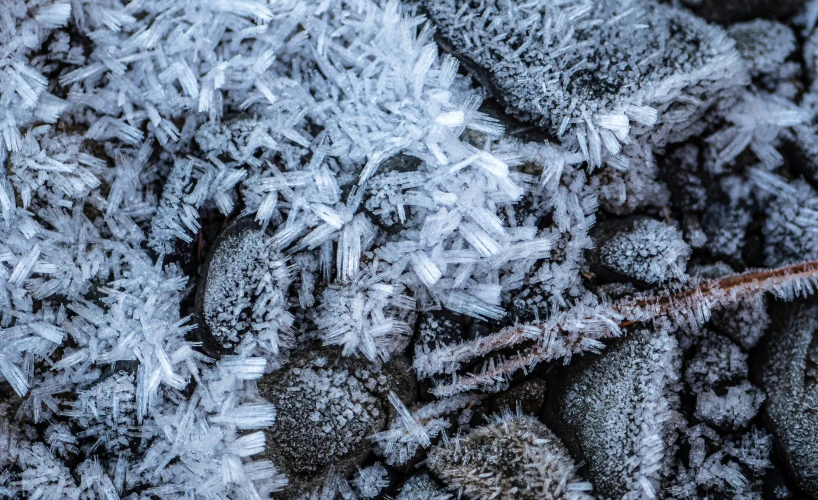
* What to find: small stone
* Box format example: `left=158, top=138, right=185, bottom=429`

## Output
left=728, top=20, right=796, bottom=77
left=762, top=179, right=818, bottom=268
left=701, top=203, right=751, bottom=261
left=684, top=333, right=748, bottom=395
left=195, top=218, right=293, bottom=358
left=588, top=216, right=691, bottom=286
left=544, top=329, right=680, bottom=499
left=427, top=412, right=593, bottom=500
left=414, top=310, right=466, bottom=379
left=756, top=301, right=818, bottom=498
left=258, top=347, right=415, bottom=498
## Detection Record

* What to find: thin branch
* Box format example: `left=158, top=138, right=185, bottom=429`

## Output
left=429, top=259, right=818, bottom=397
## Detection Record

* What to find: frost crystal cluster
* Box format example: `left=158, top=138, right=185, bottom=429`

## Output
left=3, top=0, right=818, bottom=498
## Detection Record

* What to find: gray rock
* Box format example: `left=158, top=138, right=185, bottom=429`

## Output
left=684, top=0, right=804, bottom=23
left=587, top=216, right=691, bottom=287
left=258, top=347, right=415, bottom=498
left=195, top=218, right=293, bottom=358
left=757, top=301, right=818, bottom=498
left=544, top=329, right=680, bottom=499
left=424, top=0, right=744, bottom=158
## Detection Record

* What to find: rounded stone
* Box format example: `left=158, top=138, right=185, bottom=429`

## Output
left=258, top=347, right=416, bottom=497
left=195, top=218, right=292, bottom=358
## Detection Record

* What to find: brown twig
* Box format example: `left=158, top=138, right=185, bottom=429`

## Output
left=429, top=258, right=818, bottom=396
left=615, top=258, right=818, bottom=327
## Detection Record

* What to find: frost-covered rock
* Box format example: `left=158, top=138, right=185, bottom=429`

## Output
left=589, top=217, right=691, bottom=286
left=196, top=218, right=294, bottom=358
left=427, top=412, right=593, bottom=500
left=680, top=330, right=765, bottom=431
left=684, top=333, right=748, bottom=395
left=545, top=329, right=679, bottom=499
left=660, top=144, right=708, bottom=213
left=591, top=142, right=670, bottom=215
left=728, top=20, right=796, bottom=77
left=685, top=0, right=805, bottom=23
left=257, top=347, right=414, bottom=498
left=701, top=203, right=752, bottom=260
left=363, top=153, right=425, bottom=232
left=761, top=178, right=818, bottom=267
left=424, top=0, right=746, bottom=167
left=757, top=301, right=818, bottom=498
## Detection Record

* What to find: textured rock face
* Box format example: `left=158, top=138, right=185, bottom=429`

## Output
left=757, top=302, right=818, bottom=498
left=427, top=413, right=592, bottom=500
left=545, top=330, right=679, bottom=499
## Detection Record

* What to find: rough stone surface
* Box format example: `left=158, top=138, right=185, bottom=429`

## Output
left=258, top=347, right=415, bottom=497
left=757, top=301, right=818, bottom=498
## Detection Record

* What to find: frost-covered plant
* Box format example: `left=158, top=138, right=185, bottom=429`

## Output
left=427, top=411, right=593, bottom=500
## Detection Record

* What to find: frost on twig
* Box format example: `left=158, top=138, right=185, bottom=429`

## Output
left=426, top=257, right=818, bottom=397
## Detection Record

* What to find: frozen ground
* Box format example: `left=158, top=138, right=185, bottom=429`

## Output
left=2, top=0, right=818, bottom=498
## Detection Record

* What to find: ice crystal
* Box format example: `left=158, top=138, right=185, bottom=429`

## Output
left=395, top=473, right=451, bottom=500
left=352, top=462, right=389, bottom=499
